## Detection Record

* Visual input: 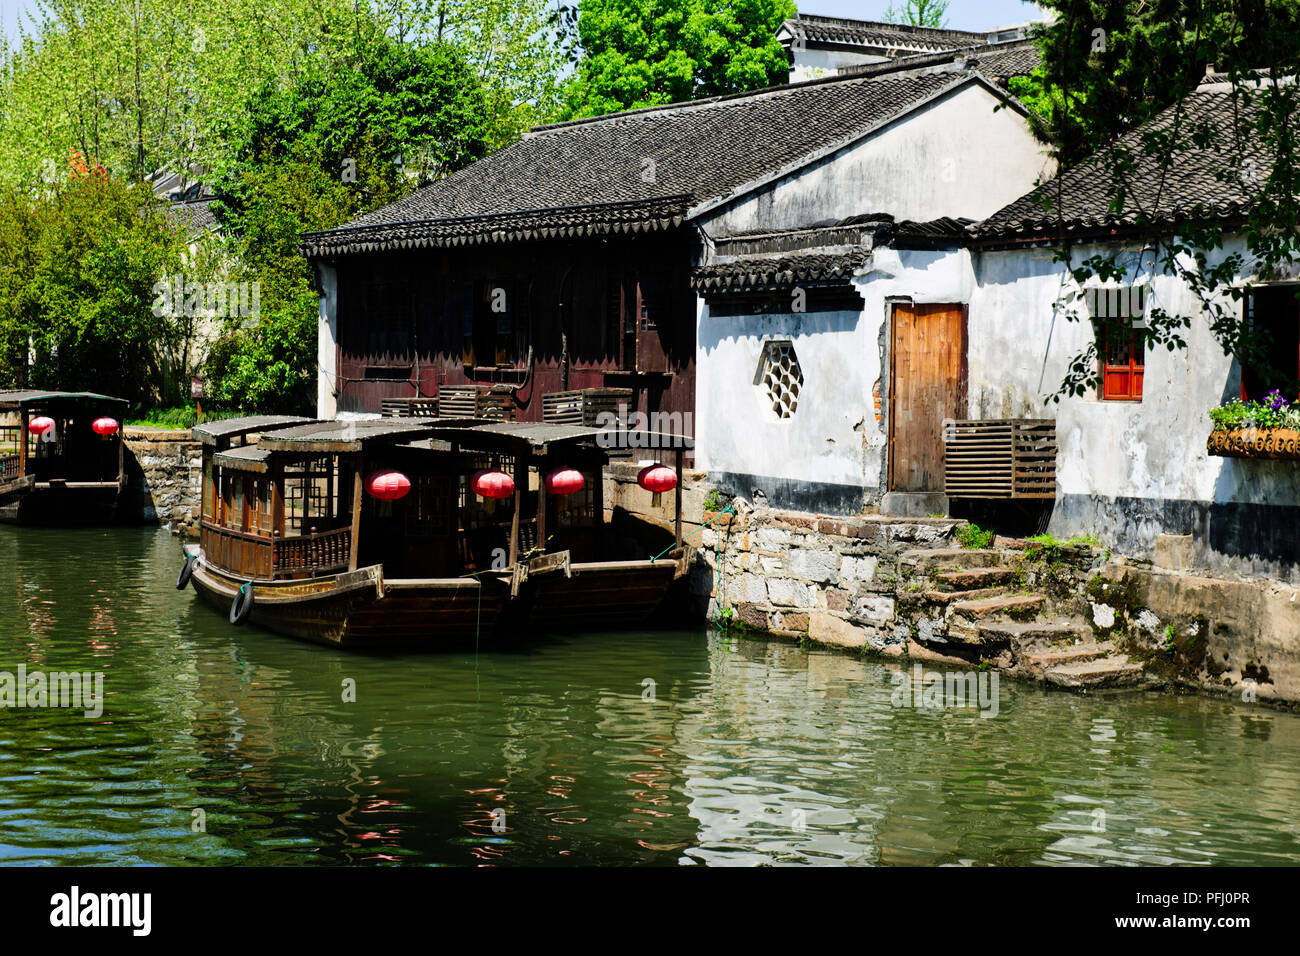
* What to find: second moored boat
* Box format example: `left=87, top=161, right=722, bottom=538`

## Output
left=179, top=415, right=693, bottom=648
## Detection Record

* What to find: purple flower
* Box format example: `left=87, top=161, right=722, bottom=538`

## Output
left=1264, top=389, right=1289, bottom=412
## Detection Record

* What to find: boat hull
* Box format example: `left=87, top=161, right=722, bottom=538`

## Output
left=184, top=546, right=685, bottom=649
left=0, top=480, right=122, bottom=526
left=186, top=546, right=509, bottom=648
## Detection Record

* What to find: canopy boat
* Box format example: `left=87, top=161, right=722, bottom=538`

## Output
left=0, top=390, right=129, bottom=525
left=180, top=416, right=692, bottom=647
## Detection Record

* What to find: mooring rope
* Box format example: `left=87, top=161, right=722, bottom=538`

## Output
left=649, top=502, right=736, bottom=562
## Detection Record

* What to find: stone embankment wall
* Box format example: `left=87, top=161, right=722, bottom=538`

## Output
left=686, top=497, right=1300, bottom=708
left=121, top=427, right=202, bottom=532
left=694, top=504, right=965, bottom=649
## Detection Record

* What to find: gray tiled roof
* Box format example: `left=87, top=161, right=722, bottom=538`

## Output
left=692, top=251, right=870, bottom=292
left=780, top=14, right=986, bottom=53
left=303, top=69, right=1011, bottom=257
left=974, top=89, right=1263, bottom=240
left=841, top=38, right=1041, bottom=82
left=165, top=198, right=219, bottom=237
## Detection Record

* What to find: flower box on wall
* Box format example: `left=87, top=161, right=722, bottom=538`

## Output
left=1207, top=427, right=1300, bottom=460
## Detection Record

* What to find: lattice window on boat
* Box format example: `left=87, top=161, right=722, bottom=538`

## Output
left=754, top=340, right=803, bottom=418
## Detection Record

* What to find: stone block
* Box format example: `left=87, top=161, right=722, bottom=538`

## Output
left=736, top=603, right=770, bottom=630
left=839, top=555, right=878, bottom=585
left=755, top=529, right=790, bottom=550
left=773, top=611, right=809, bottom=633
left=851, top=595, right=896, bottom=625
left=809, top=612, right=867, bottom=650
left=788, top=548, right=839, bottom=583
left=737, top=573, right=768, bottom=603
left=768, top=578, right=813, bottom=607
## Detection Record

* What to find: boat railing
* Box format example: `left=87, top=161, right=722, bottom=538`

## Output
left=272, top=525, right=352, bottom=576
left=201, top=521, right=352, bottom=579
left=0, top=453, right=18, bottom=483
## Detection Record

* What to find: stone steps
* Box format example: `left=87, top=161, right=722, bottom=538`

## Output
left=1043, top=655, right=1146, bottom=689
left=900, top=548, right=1003, bottom=571
left=1022, top=642, right=1111, bottom=671
left=934, top=567, right=1019, bottom=590
left=976, top=620, right=1091, bottom=647
left=894, top=547, right=1152, bottom=693
left=918, top=586, right=1009, bottom=605
left=950, top=593, right=1044, bottom=621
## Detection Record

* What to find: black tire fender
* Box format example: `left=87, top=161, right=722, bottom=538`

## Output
left=176, top=554, right=197, bottom=590
left=230, top=583, right=255, bottom=625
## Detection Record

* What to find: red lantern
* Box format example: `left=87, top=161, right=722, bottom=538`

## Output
left=92, top=417, right=119, bottom=436
left=28, top=416, right=54, bottom=435
left=545, top=467, right=585, bottom=496
left=637, top=464, right=677, bottom=493
left=471, top=469, right=515, bottom=500
left=365, top=469, right=411, bottom=501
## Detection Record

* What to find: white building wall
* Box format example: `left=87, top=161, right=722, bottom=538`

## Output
left=788, top=48, right=889, bottom=83
left=316, top=263, right=339, bottom=420
left=696, top=247, right=973, bottom=511
left=969, top=237, right=1300, bottom=578
left=701, top=83, right=1053, bottom=235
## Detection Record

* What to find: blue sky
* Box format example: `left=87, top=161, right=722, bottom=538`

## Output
left=0, top=0, right=1045, bottom=42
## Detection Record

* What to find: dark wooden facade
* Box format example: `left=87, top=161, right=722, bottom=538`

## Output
left=329, top=231, right=698, bottom=431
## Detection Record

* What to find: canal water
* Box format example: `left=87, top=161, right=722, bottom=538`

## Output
left=2, top=525, right=1298, bottom=866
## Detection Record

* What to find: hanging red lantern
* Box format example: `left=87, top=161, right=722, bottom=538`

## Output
left=471, top=469, right=515, bottom=500
left=28, top=416, right=54, bottom=435
left=545, top=467, right=585, bottom=496
left=637, top=464, right=677, bottom=493
left=365, top=469, right=411, bottom=501
left=91, top=417, right=119, bottom=436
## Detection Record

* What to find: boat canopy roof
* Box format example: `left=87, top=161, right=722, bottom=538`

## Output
left=425, top=422, right=694, bottom=454
left=192, top=415, right=313, bottom=446
left=211, top=445, right=272, bottom=473
left=255, top=417, right=482, bottom=453
left=0, top=390, right=128, bottom=410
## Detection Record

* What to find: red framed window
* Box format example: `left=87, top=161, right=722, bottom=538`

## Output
left=1099, top=320, right=1144, bottom=401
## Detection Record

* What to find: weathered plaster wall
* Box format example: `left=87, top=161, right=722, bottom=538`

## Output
left=700, top=82, right=1052, bottom=234
left=316, top=263, right=339, bottom=420
left=968, top=238, right=1300, bottom=579
left=695, top=246, right=972, bottom=514
left=788, top=48, right=888, bottom=83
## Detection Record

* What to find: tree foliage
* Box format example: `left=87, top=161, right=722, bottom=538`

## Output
left=883, top=0, right=950, bottom=28
left=1019, top=1, right=1300, bottom=399
left=0, top=155, right=186, bottom=404
left=559, top=0, right=796, bottom=119
left=203, top=25, right=493, bottom=413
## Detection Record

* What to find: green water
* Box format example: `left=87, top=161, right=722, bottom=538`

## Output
left=1, top=526, right=1298, bottom=866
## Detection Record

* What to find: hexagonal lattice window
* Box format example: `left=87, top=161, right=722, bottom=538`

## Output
left=754, top=340, right=803, bottom=418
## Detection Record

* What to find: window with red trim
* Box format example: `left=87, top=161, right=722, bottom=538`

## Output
left=1099, top=320, right=1144, bottom=401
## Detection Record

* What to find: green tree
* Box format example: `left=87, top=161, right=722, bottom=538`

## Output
left=0, top=156, right=187, bottom=403
left=204, top=28, right=493, bottom=413
left=560, top=0, right=795, bottom=119
left=883, top=0, right=950, bottom=28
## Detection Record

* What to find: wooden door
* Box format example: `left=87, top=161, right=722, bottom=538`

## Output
left=889, top=302, right=966, bottom=493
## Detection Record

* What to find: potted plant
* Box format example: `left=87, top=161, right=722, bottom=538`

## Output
left=1207, top=390, right=1300, bottom=459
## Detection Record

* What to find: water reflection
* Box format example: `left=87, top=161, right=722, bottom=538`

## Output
left=0, top=526, right=1299, bottom=865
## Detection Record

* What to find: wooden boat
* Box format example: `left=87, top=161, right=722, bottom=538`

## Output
left=182, top=416, right=693, bottom=648
left=0, top=390, right=129, bottom=525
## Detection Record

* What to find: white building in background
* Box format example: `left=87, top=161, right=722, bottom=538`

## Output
left=777, top=11, right=1048, bottom=83
left=695, top=73, right=1300, bottom=580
